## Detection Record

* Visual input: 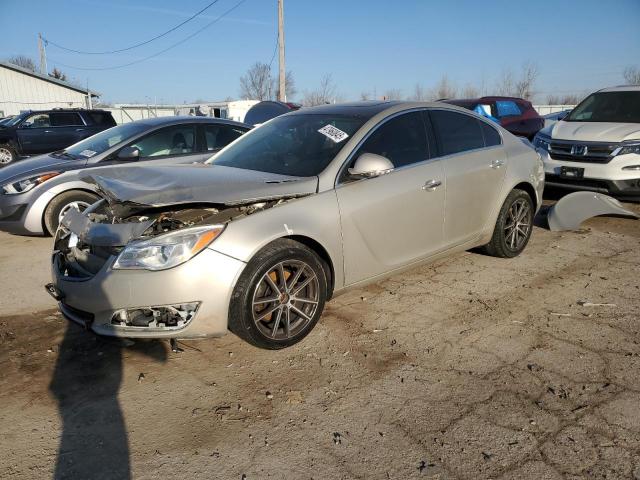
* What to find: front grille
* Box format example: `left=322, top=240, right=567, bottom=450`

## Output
left=549, top=140, right=617, bottom=164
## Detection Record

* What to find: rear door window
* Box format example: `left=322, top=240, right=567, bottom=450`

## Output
left=495, top=101, right=522, bottom=118
left=430, top=110, right=484, bottom=155
left=130, top=125, right=196, bottom=158
left=50, top=112, right=84, bottom=127
left=204, top=125, right=246, bottom=151
left=480, top=122, right=501, bottom=147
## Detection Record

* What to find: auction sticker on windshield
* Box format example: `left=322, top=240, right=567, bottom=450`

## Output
left=318, top=124, right=349, bottom=143
left=79, top=149, right=97, bottom=158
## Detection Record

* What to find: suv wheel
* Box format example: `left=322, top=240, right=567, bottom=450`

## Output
left=482, top=189, right=534, bottom=258
left=43, top=190, right=100, bottom=235
left=229, top=239, right=328, bottom=349
left=0, top=145, right=17, bottom=166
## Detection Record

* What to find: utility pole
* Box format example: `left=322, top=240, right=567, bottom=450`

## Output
left=277, top=0, right=286, bottom=101
left=38, top=33, right=47, bottom=75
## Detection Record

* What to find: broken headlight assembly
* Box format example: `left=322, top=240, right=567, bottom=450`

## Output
left=113, top=225, right=225, bottom=271
left=532, top=134, right=551, bottom=152
left=1, top=172, right=60, bottom=195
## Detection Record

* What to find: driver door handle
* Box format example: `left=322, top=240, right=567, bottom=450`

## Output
left=491, top=159, right=505, bottom=169
left=422, top=179, right=442, bottom=191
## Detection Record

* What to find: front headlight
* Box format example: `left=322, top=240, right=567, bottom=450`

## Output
left=1, top=172, right=60, bottom=195
left=113, top=225, right=225, bottom=271
left=532, top=135, right=551, bottom=152
left=615, top=143, right=640, bottom=156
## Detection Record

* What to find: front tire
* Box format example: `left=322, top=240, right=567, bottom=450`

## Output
left=229, top=239, right=328, bottom=349
left=482, top=189, right=534, bottom=258
left=0, top=144, right=17, bottom=166
left=43, top=190, right=100, bottom=235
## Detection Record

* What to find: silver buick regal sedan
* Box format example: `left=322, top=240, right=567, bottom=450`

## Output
left=48, top=101, right=544, bottom=349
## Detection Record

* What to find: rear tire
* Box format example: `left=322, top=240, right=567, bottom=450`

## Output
left=229, top=239, right=328, bottom=349
left=43, top=190, right=100, bottom=235
left=482, top=189, right=534, bottom=258
left=0, top=144, right=17, bottom=166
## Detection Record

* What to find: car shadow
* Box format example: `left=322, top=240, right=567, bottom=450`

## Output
left=49, top=322, right=167, bottom=480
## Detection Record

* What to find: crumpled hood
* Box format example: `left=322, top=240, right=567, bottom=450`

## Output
left=0, top=153, right=84, bottom=184
left=550, top=121, right=640, bottom=142
left=81, top=163, right=318, bottom=207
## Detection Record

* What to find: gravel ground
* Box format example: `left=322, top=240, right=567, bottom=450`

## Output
left=0, top=200, right=639, bottom=480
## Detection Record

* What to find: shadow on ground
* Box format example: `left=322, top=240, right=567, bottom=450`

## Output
left=49, top=323, right=167, bottom=480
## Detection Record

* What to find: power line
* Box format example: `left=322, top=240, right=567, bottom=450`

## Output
left=44, top=0, right=222, bottom=55
left=48, top=0, right=248, bottom=71
left=267, top=34, right=278, bottom=70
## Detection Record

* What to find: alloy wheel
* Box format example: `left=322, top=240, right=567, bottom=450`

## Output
left=0, top=147, right=13, bottom=165
left=252, top=260, right=319, bottom=340
left=58, top=201, right=91, bottom=223
left=504, top=198, right=532, bottom=251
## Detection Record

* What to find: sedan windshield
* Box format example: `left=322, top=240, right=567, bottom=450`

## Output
left=207, top=114, right=366, bottom=176
left=64, top=122, right=148, bottom=158
left=565, top=91, right=640, bottom=123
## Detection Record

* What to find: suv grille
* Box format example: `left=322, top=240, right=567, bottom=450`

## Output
left=549, top=140, right=618, bottom=164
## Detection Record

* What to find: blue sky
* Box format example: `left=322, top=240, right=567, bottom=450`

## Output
left=1, top=0, right=639, bottom=104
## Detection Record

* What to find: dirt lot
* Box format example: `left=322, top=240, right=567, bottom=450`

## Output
left=1, top=199, right=639, bottom=480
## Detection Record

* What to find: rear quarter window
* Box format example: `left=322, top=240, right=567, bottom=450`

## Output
left=480, top=122, right=501, bottom=147
left=86, top=111, right=116, bottom=126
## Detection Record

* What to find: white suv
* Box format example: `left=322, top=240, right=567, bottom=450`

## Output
left=533, top=85, right=640, bottom=201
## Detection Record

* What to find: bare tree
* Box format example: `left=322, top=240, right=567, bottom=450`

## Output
left=546, top=94, right=561, bottom=105
left=495, top=69, right=515, bottom=96
left=49, top=67, right=67, bottom=81
left=434, top=75, right=457, bottom=100
left=623, top=66, right=640, bottom=85
left=239, top=62, right=297, bottom=101
left=514, top=62, right=539, bottom=100
left=302, top=74, right=340, bottom=106
left=273, top=71, right=297, bottom=101
left=462, top=84, right=479, bottom=98
left=383, top=88, right=403, bottom=100
left=239, top=62, right=273, bottom=100
left=410, top=83, right=427, bottom=101
left=6, top=55, right=36, bottom=71
left=360, top=91, right=371, bottom=101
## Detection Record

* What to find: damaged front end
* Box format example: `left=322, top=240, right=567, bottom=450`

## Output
left=53, top=198, right=288, bottom=279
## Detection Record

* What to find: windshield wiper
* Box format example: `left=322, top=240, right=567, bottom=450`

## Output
left=52, top=150, right=78, bottom=159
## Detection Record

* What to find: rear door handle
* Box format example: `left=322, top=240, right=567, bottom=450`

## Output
left=491, top=159, right=504, bottom=169
left=422, top=179, right=442, bottom=191
left=75, top=128, right=86, bottom=132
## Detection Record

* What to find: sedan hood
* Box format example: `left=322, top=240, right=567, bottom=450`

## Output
left=81, top=163, right=318, bottom=208
left=0, top=153, right=84, bottom=184
left=550, top=121, right=640, bottom=142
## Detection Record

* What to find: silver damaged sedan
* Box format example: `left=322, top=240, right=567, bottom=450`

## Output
left=48, top=101, right=544, bottom=349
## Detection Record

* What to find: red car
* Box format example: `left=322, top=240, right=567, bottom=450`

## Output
left=444, top=96, right=544, bottom=140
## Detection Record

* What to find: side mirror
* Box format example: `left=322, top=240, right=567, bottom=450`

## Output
left=348, top=153, right=394, bottom=178
left=117, top=146, right=140, bottom=161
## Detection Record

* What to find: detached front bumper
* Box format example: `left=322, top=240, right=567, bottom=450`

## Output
left=50, top=247, right=246, bottom=339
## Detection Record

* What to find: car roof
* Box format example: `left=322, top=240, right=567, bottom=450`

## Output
left=129, top=116, right=250, bottom=128
left=597, top=85, right=640, bottom=93
left=288, top=101, right=405, bottom=118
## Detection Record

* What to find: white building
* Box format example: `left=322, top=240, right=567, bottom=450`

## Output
left=0, top=61, right=98, bottom=117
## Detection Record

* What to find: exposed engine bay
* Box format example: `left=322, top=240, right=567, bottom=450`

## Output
left=53, top=198, right=293, bottom=279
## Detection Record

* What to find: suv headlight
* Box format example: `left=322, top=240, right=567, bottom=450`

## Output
left=615, top=143, right=640, bottom=156
left=113, top=225, right=225, bottom=271
left=532, top=134, right=551, bottom=152
left=1, top=172, right=60, bottom=194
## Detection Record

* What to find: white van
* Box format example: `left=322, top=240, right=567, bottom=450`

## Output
left=533, top=86, right=640, bottom=201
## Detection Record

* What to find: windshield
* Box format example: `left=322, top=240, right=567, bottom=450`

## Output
left=207, top=114, right=366, bottom=176
left=565, top=91, right=640, bottom=123
left=64, top=122, right=148, bottom=158
left=4, top=113, right=26, bottom=127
